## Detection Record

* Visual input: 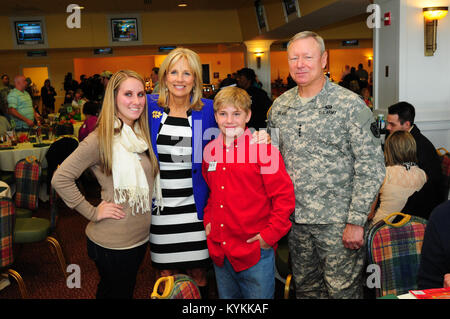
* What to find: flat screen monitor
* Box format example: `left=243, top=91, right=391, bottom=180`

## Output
left=15, top=21, right=44, bottom=45
left=111, top=18, right=138, bottom=42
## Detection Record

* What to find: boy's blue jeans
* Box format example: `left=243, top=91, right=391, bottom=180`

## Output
left=213, top=248, right=275, bottom=299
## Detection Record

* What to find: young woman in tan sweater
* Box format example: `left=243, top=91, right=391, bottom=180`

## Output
left=52, top=70, right=159, bottom=299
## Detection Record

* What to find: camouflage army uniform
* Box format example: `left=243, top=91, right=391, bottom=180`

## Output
left=267, top=78, right=385, bottom=299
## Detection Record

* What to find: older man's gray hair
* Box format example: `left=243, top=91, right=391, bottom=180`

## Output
left=287, top=31, right=326, bottom=55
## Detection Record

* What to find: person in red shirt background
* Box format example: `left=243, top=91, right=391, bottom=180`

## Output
left=202, top=86, right=295, bottom=299
left=78, top=101, right=99, bottom=142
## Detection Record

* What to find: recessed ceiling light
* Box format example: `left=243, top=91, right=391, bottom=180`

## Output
left=178, top=2, right=188, bottom=7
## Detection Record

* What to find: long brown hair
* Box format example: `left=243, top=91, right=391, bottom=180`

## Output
left=384, top=130, right=418, bottom=166
left=97, top=70, right=159, bottom=177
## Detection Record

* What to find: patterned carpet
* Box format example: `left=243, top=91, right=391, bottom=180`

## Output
left=0, top=191, right=157, bottom=299
left=1, top=185, right=288, bottom=300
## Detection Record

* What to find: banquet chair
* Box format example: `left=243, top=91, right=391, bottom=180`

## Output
left=45, top=136, right=79, bottom=230
left=0, top=197, right=67, bottom=298
left=0, top=196, right=28, bottom=298
left=13, top=215, right=68, bottom=282
left=275, top=234, right=294, bottom=299
left=45, top=136, right=79, bottom=195
left=366, top=212, right=427, bottom=297
left=13, top=156, right=41, bottom=219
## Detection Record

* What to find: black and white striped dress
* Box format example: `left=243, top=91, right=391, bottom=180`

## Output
left=149, top=110, right=210, bottom=270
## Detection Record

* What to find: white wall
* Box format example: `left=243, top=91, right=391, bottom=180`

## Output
left=399, top=0, right=450, bottom=149
left=375, top=0, right=450, bottom=149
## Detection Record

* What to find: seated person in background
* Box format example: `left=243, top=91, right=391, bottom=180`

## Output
left=368, top=130, right=427, bottom=225
left=360, top=87, right=373, bottom=110
left=386, top=102, right=446, bottom=219
left=72, top=89, right=87, bottom=109
left=78, top=101, right=99, bottom=142
left=418, top=200, right=450, bottom=289
left=202, top=86, right=295, bottom=299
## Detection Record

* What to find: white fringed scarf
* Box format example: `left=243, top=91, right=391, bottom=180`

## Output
left=112, top=120, right=150, bottom=215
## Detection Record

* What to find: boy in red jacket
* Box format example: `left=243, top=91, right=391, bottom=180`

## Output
left=202, top=86, right=295, bottom=299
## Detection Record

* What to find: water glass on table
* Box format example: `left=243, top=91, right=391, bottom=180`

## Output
left=0, top=133, right=11, bottom=146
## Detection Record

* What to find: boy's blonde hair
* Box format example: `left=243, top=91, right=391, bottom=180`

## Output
left=384, top=130, right=418, bottom=166
left=97, top=69, right=159, bottom=177
left=213, top=86, right=251, bottom=113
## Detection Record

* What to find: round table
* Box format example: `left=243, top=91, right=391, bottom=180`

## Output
left=0, top=142, right=51, bottom=172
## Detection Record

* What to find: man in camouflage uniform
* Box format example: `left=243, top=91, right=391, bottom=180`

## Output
left=267, top=31, right=385, bottom=299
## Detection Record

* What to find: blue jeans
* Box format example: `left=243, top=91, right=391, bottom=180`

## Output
left=213, top=248, right=275, bottom=299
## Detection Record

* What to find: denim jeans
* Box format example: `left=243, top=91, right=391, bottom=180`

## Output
left=213, top=248, right=275, bottom=299
left=87, top=238, right=148, bottom=299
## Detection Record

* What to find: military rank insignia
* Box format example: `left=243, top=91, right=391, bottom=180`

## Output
left=370, top=121, right=380, bottom=138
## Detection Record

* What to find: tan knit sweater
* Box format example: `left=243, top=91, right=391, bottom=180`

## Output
left=51, top=131, right=154, bottom=249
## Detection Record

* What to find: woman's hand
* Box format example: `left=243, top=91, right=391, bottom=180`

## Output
left=247, top=233, right=271, bottom=249
left=96, top=200, right=125, bottom=221
left=205, top=223, right=211, bottom=236
left=251, top=130, right=271, bottom=144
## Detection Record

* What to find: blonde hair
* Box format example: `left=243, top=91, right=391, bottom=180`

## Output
left=157, top=48, right=204, bottom=111
left=213, top=86, right=251, bottom=114
left=97, top=69, right=159, bottom=177
left=384, top=130, right=418, bottom=166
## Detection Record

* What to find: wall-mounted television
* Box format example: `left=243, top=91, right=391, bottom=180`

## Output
left=15, top=21, right=44, bottom=45
left=111, top=18, right=138, bottom=42
left=10, top=17, right=48, bottom=49
left=107, top=14, right=142, bottom=46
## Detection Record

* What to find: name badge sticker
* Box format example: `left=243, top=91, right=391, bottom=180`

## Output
left=208, top=161, right=217, bottom=172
